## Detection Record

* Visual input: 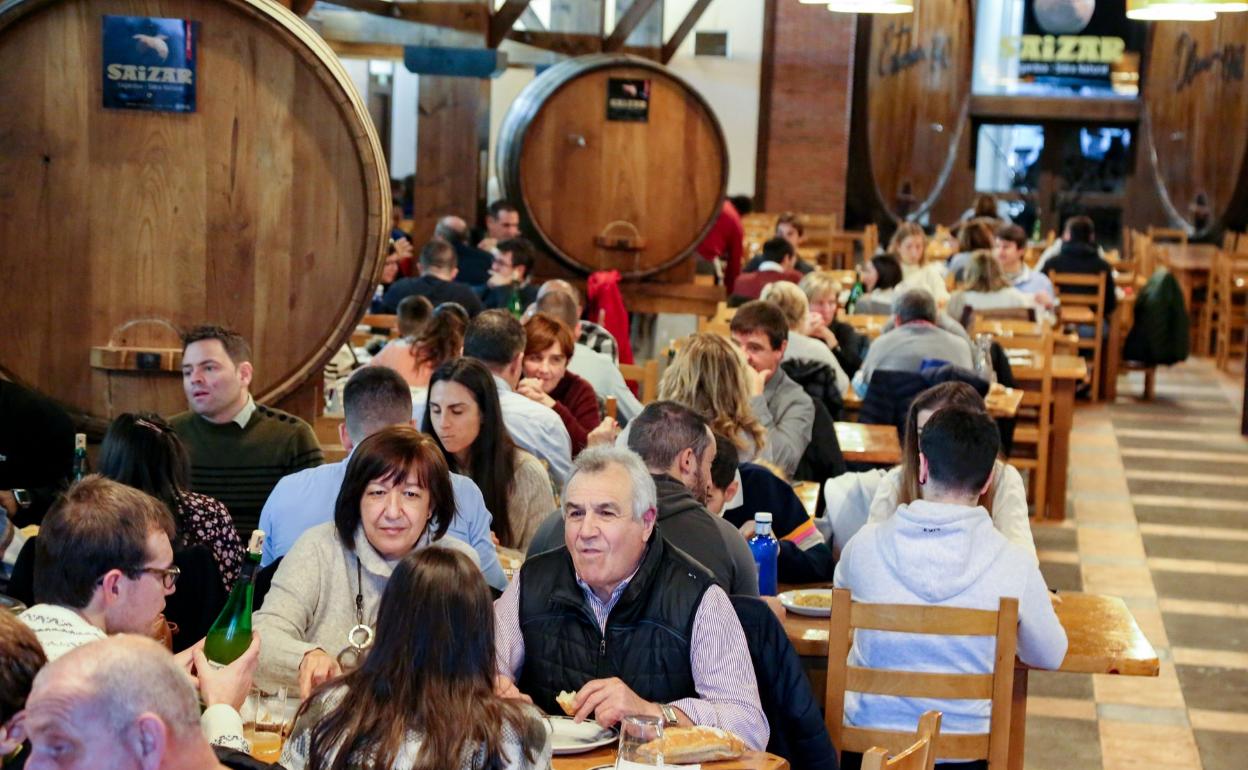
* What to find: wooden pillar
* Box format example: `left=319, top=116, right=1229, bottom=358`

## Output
left=755, top=0, right=855, bottom=217
left=410, top=77, right=490, bottom=244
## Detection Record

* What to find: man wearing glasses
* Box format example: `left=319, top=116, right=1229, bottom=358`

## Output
left=18, top=476, right=257, bottom=751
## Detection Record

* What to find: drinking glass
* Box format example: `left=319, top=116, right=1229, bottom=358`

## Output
left=614, top=714, right=664, bottom=769
left=243, top=685, right=290, bottom=762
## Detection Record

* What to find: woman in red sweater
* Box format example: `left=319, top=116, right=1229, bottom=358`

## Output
left=518, top=313, right=602, bottom=455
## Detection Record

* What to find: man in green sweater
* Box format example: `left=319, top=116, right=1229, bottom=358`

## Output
left=172, top=326, right=322, bottom=535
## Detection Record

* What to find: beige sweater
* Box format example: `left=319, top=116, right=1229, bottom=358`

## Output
left=254, top=522, right=477, bottom=687
left=508, top=450, right=557, bottom=550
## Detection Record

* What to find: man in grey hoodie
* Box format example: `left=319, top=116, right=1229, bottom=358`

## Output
left=833, top=406, right=1066, bottom=742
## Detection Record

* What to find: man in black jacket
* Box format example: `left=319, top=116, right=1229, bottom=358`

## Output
left=379, top=239, right=485, bottom=316
left=1042, top=215, right=1117, bottom=318
left=496, top=446, right=768, bottom=747
left=526, top=402, right=759, bottom=597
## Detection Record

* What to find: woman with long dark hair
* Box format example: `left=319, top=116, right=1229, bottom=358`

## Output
left=97, top=412, right=243, bottom=588
left=424, top=358, right=554, bottom=550
left=280, top=547, right=549, bottom=770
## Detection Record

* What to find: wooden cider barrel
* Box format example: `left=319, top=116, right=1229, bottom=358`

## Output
left=850, top=0, right=974, bottom=223
left=1142, top=13, right=1248, bottom=230
left=496, top=54, right=728, bottom=279
left=0, top=0, right=388, bottom=424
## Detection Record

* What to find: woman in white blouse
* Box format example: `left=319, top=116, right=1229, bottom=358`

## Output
left=890, top=222, right=950, bottom=305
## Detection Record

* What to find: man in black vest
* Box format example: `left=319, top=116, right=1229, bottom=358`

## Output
left=494, top=446, right=769, bottom=750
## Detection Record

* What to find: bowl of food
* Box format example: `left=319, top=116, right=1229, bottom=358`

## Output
left=779, top=588, right=834, bottom=617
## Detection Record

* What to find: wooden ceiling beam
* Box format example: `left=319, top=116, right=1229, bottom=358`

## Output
left=490, top=0, right=533, bottom=47
left=317, top=0, right=488, bottom=35
left=661, top=0, right=713, bottom=63
left=604, top=0, right=659, bottom=52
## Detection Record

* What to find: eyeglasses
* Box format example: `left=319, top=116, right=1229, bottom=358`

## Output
left=136, top=565, right=181, bottom=589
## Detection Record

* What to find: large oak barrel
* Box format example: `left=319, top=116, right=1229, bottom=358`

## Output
left=497, top=54, right=728, bottom=279
left=0, top=0, right=388, bottom=424
left=1142, top=13, right=1248, bottom=229
left=850, top=0, right=973, bottom=223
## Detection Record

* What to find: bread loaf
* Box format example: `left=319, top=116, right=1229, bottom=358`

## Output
left=637, top=726, right=747, bottom=763
left=556, top=690, right=578, bottom=716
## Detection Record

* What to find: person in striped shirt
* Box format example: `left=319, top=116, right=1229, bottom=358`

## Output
left=494, top=446, right=769, bottom=750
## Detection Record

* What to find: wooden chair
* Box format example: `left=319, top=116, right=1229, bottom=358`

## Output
left=862, top=711, right=942, bottom=770
left=359, top=313, right=399, bottom=337
left=1049, top=272, right=1107, bottom=401
left=618, top=359, right=660, bottom=404
left=1215, top=249, right=1248, bottom=371
left=1004, top=330, right=1054, bottom=516
left=825, top=589, right=1018, bottom=769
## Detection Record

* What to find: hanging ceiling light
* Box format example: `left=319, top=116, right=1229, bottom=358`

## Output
left=1126, top=0, right=1218, bottom=20
left=1207, top=1, right=1248, bottom=10
left=825, top=0, right=914, bottom=13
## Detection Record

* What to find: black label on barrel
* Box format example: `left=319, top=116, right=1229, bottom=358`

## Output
left=102, top=15, right=198, bottom=113
left=606, top=78, right=650, bottom=122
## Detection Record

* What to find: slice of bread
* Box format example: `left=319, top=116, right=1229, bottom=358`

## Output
left=637, top=726, right=747, bottom=764
left=556, top=689, right=578, bottom=716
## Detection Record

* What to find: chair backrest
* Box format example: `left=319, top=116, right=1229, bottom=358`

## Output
left=1002, top=328, right=1054, bottom=513
left=963, top=306, right=1035, bottom=329
left=861, top=711, right=943, bottom=770
left=618, top=359, right=660, bottom=404
left=825, top=588, right=1019, bottom=768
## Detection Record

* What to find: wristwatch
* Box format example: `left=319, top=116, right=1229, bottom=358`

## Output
left=659, top=703, right=679, bottom=727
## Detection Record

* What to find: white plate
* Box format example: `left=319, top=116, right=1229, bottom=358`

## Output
left=545, top=716, right=617, bottom=755
left=780, top=588, right=834, bottom=617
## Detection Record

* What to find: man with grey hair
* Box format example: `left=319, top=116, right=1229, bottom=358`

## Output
left=536, top=279, right=620, bottom=363
left=433, top=214, right=492, bottom=287
left=525, top=402, right=757, bottom=596
left=22, top=635, right=239, bottom=769
left=853, top=288, right=975, bottom=388
left=533, top=289, right=641, bottom=422
left=494, top=446, right=768, bottom=750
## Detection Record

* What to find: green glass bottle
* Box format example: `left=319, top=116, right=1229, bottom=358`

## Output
left=507, top=284, right=524, bottom=319
left=204, top=531, right=265, bottom=666
left=73, top=433, right=88, bottom=481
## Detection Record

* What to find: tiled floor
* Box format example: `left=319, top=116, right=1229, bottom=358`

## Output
left=1024, top=359, right=1248, bottom=770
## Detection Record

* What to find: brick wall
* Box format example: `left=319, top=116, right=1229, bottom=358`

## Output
left=756, top=0, right=855, bottom=219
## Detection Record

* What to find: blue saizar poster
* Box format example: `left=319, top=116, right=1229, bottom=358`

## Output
left=102, top=15, right=198, bottom=112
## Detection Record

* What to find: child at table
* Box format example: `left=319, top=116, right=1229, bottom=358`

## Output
left=833, top=406, right=1066, bottom=767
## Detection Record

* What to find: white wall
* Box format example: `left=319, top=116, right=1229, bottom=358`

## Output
left=663, top=0, right=765, bottom=198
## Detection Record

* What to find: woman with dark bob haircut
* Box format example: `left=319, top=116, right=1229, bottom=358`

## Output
left=253, top=426, right=481, bottom=697
left=424, top=358, right=554, bottom=551
left=280, top=547, right=551, bottom=770
left=98, top=412, right=243, bottom=588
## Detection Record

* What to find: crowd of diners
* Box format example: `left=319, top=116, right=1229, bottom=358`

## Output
left=0, top=194, right=1118, bottom=770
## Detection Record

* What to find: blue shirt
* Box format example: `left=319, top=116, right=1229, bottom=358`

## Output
left=1008, top=265, right=1055, bottom=300
left=258, top=458, right=506, bottom=590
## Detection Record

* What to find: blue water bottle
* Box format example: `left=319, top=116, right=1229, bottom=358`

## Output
left=748, top=512, right=779, bottom=596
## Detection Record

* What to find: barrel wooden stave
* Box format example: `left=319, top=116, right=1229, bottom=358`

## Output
left=861, top=0, right=973, bottom=223
left=0, top=0, right=387, bottom=423
left=497, top=54, right=727, bottom=279
left=1142, top=13, right=1248, bottom=229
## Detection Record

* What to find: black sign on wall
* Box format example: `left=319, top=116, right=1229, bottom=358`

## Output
left=606, top=78, right=650, bottom=122
left=1007, top=0, right=1140, bottom=87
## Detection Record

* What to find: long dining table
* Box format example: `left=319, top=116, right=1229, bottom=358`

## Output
left=783, top=591, right=1158, bottom=770
left=553, top=748, right=789, bottom=769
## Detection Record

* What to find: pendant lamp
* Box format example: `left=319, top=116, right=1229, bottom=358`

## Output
left=1126, top=0, right=1218, bottom=19
left=825, top=0, right=914, bottom=13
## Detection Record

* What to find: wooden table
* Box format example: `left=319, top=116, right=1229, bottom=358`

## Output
left=617, top=281, right=726, bottom=318
left=841, top=386, right=1022, bottom=420
left=785, top=592, right=1158, bottom=770
left=841, top=314, right=889, bottom=340
left=554, top=748, right=788, bottom=769
left=1155, top=243, right=1217, bottom=352
left=1009, top=353, right=1087, bottom=520
left=834, top=422, right=901, bottom=465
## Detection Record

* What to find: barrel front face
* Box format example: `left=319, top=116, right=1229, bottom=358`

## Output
left=0, top=0, right=388, bottom=420
left=1143, top=13, right=1248, bottom=228
left=864, top=0, right=972, bottom=222
left=499, top=55, right=727, bottom=279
